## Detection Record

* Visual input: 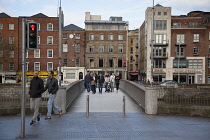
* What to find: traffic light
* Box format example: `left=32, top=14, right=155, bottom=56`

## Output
left=27, top=22, right=38, bottom=49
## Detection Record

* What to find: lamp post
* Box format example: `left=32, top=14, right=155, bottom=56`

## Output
left=151, top=0, right=155, bottom=87
left=178, top=40, right=181, bottom=83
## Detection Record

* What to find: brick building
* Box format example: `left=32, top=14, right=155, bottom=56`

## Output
left=0, top=13, right=19, bottom=83
left=84, top=12, right=128, bottom=78
left=61, top=24, right=86, bottom=82
left=128, top=29, right=139, bottom=80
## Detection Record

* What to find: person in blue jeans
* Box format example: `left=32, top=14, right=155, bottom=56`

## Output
left=44, top=71, right=62, bottom=119
left=85, top=71, right=92, bottom=92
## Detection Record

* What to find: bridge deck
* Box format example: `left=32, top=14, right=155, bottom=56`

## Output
left=0, top=88, right=210, bottom=140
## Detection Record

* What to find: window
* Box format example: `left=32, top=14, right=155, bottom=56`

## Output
left=47, top=49, right=53, bottom=58
left=108, top=44, right=114, bottom=52
left=0, top=23, right=3, bottom=30
left=118, top=57, right=122, bottom=67
left=34, top=49, right=40, bottom=58
left=63, top=44, right=68, bottom=52
left=164, top=12, right=167, bottom=15
left=176, top=47, right=184, bottom=57
left=118, top=34, right=123, bottom=40
left=89, top=58, right=94, bottom=67
left=89, top=34, right=94, bottom=40
left=118, top=44, right=123, bottom=52
left=0, top=37, right=2, bottom=44
left=130, top=47, right=133, bottom=54
left=63, top=58, right=67, bottom=66
left=9, top=36, right=14, bottom=44
left=0, top=63, right=3, bottom=71
left=34, top=62, right=40, bottom=71
left=98, top=44, right=104, bottom=52
left=26, top=62, right=29, bottom=71
left=154, top=34, right=167, bottom=44
left=130, top=56, right=133, bottom=62
left=130, top=38, right=133, bottom=45
left=9, top=63, right=14, bottom=71
left=154, top=20, right=167, bottom=30
left=38, top=36, right=40, bottom=44
left=188, top=59, right=202, bottom=68
left=47, top=36, right=53, bottom=44
left=9, top=50, right=14, bottom=58
left=99, top=34, right=104, bottom=40
left=47, top=23, right=53, bottom=31
left=173, top=59, right=187, bottom=68
left=193, top=47, right=199, bottom=55
left=0, top=50, right=3, bottom=58
left=176, top=34, right=185, bottom=44
left=75, top=44, right=80, bottom=53
left=153, top=59, right=166, bottom=68
left=75, top=58, right=80, bottom=67
left=109, top=58, right=113, bottom=67
left=193, top=34, right=199, bottom=42
left=37, top=23, right=40, bottom=30
left=108, top=34, right=113, bottom=40
left=153, top=47, right=167, bottom=57
left=172, top=23, right=181, bottom=28
left=158, top=12, right=161, bottom=15
left=189, top=22, right=197, bottom=28
left=75, top=34, right=80, bottom=39
left=130, top=64, right=133, bottom=71
left=99, top=57, right=103, bottom=67
left=89, top=45, right=94, bottom=52
left=66, top=71, right=75, bottom=79
left=9, top=24, right=14, bottom=30
left=209, top=45, right=210, bottom=53
left=47, top=62, right=53, bottom=71
left=208, top=59, right=210, bottom=68
left=26, top=50, right=28, bottom=58
left=63, top=34, right=68, bottom=39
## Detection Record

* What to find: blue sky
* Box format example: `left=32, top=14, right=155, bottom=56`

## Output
left=0, top=0, right=210, bottom=30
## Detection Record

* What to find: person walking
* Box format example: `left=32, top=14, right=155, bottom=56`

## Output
left=84, top=71, right=92, bottom=92
left=110, top=73, right=115, bottom=92
left=98, top=73, right=105, bottom=94
left=44, top=71, right=62, bottom=120
left=90, top=72, right=96, bottom=94
left=104, top=73, right=110, bottom=92
left=28, top=70, right=44, bottom=125
left=115, top=73, right=120, bottom=93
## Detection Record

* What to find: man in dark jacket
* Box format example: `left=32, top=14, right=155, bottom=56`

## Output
left=98, top=73, right=105, bottom=94
left=84, top=71, right=92, bottom=92
left=115, top=73, right=120, bottom=93
left=29, top=70, right=44, bottom=125
left=44, top=71, right=62, bottom=120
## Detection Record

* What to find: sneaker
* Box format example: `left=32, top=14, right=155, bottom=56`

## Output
left=59, top=110, right=62, bottom=117
left=30, top=120, right=36, bottom=125
left=37, top=113, right=40, bottom=121
left=45, top=116, right=51, bottom=120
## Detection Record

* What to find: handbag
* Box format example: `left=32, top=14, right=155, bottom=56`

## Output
left=91, top=80, right=95, bottom=85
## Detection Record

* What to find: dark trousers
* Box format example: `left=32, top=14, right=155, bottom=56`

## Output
left=116, top=83, right=119, bottom=90
left=86, top=82, right=91, bottom=92
left=91, top=85, right=96, bottom=93
left=98, top=83, right=103, bottom=92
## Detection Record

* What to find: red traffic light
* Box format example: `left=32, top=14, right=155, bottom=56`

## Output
left=30, top=24, right=36, bottom=31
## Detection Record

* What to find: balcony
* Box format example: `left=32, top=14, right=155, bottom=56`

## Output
left=151, top=52, right=168, bottom=59
left=175, top=43, right=187, bottom=46
left=175, top=53, right=186, bottom=58
left=151, top=39, right=169, bottom=47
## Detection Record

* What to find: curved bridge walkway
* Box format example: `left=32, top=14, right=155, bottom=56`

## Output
left=0, top=88, right=210, bottom=140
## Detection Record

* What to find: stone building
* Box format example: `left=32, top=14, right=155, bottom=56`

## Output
left=84, top=12, right=128, bottom=78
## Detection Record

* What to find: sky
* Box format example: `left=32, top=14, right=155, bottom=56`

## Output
left=0, top=0, right=210, bottom=30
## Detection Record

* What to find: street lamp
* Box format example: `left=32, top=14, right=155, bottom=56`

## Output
left=151, top=0, right=155, bottom=87
left=177, top=40, right=181, bottom=83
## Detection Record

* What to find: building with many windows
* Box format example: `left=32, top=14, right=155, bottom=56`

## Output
left=128, top=29, right=139, bottom=80
left=84, top=12, right=128, bottom=78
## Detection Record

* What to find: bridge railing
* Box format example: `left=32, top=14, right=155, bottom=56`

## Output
left=119, top=80, right=158, bottom=115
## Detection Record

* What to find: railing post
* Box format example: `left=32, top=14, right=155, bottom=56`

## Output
left=123, top=96, right=126, bottom=117
left=86, top=95, right=89, bottom=117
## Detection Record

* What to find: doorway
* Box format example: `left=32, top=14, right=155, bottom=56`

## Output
left=188, top=75, right=195, bottom=84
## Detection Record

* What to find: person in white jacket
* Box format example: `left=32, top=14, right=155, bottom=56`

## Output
left=110, top=73, right=115, bottom=92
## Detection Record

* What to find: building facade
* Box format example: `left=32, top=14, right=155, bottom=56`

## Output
left=84, top=12, right=128, bottom=78
left=128, top=29, right=139, bottom=80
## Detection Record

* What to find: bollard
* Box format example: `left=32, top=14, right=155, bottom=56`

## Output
left=123, top=96, right=126, bottom=117
left=86, top=95, right=89, bottom=117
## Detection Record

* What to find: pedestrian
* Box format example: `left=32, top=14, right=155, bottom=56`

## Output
left=90, top=72, right=96, bottom=94
left=110, top=73, right=115, bottom=92
left=84, top=71, right=92, bottom=92
left=115, top=73, right=120, bottom=93
left=28, top=70, right=44, bottom=125
left=104, top=73, right=110, bottom=92
left=44, top=71, right=62, bottom=120
left=98, top=73, right=105, bottom=94
left=147, top=79, right=150, bottom=85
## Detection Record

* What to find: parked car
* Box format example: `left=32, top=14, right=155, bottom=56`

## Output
left=160, top=81, right=177, bottom=86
